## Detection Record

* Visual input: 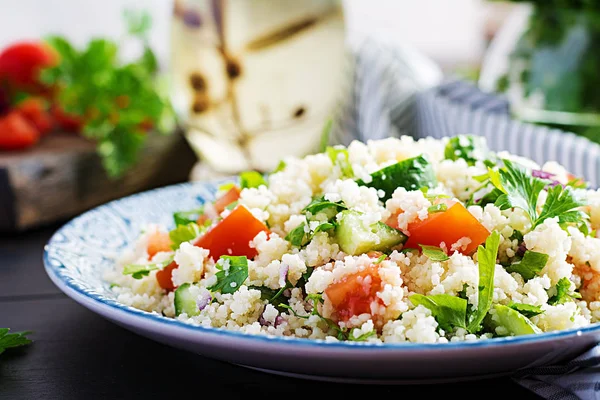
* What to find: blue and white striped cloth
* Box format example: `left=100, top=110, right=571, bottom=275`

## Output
left=334, top=39, right=600, bottom=400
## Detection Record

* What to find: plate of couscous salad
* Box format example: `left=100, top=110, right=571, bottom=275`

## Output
left=45, top=134, right=600, bottom=383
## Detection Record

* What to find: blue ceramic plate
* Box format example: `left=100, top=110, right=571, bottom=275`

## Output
left=44, top=180, right=600, bottom=384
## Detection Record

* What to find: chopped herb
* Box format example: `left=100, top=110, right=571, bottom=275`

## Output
left=123, top=256, right=174, bottom=279
left=419, top=245, right=450, bottom=261
left=303, top=197, right=347, bottom=218
left=272, top=160, right=287, bottom=173
left=467, top=231, right=501, bottom=333
left=240, top=171, right=267, bottom=189
left=444, top=135, right=489, bottom=166
left=285, top=222, right=310, bottom=247
left=427, top=203, right=448, bottom=214
left=506, top=250, right=548, bottom=281
left=319, top=118, right=333, bottom=152
left=548, top=277, right=581, bottom=305
left=208, top=256, right=248, bottom=295
left=0, top=329, right=32, bottom=355
left=509, top=230, right=524, bottom=243
left=348, top=329, right=376, bottom=342
left=173, top=208, right=204, bottom=226
left=249, top=281, right=293, bottom=313
left=491, top=159, right=587, bottom=228
left=218, top=182, right=235, bottom=192
left=357, top=155, right=437, bottom=201
left=327, top=146, right=354, bottom=178
left=508, top=302, right=544, bottom=318
left=401, top=247, right=419, bottom=254
left=374, top=254, right=387, bottom=264
left=536, top=184, right=587, bottom=228
left=295, top=267, right=314, bottom=290
left=410, top=294, right=468, bottom=331
left=169, top=222, right=202, bottom=250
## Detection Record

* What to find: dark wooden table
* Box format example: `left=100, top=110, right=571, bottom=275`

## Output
left=0, top=223, right=540, bottom=400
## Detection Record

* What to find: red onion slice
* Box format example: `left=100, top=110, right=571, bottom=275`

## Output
left=279, top=264, right=289, bottom=288
left=196, top=290, right=212, bottom=311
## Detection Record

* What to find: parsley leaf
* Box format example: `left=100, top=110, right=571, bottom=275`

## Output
left=169, top=223, right=203, bottom=250
left=506, top=250, right=548, bottom=281
left=240, top=171, right=267, bottom=189
left=536, top=184, right=587, bottom=228
left=173, top=208, right=205, bottom=226
left=285, top=222, right=310, bottom=247
left=327, top=146, right=354, bottom=178
left=348, top=329, right=376, bottom=342
left=208, top=256, right=248, bottom=294
left=0, top=329, right=32, bottom=355
left=40, top=11, right=174, bottom=178
left=272, top=160, right=287, bottom=173
left=357, top=155, right=437, bottom=201
left=490, top=160, right=587, bottom=229
left=419, top=245, right=450, bottom=261
left=507, top=302, right=544, bottom=318
left=302, top=197, right=347, bottom=218
left=548, top=277, right=581, bottom=305
left=410, top=294, right=467, bottom=331
left=467, top=231, right=501, bottom=333
left=444, top=135, right=489, bottom=166
left=492, top=160, right=546, bottom=223
left=123, top=256, right=174, bottom=279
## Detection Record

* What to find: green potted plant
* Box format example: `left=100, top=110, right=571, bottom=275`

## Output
left=479, top=0, right=600, bottom=142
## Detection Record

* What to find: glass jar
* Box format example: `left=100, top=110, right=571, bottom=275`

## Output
left=479, top=2, right=600, bottom=143
left=170, top=0, right=350, bottom=177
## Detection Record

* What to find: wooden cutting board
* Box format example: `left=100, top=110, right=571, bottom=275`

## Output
left=0, top=129, right=197, bottom=233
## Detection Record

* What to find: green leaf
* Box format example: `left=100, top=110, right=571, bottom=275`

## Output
left=374, top=254, right=387, bottom=264
left=0, top=329, right=33, bottom=355
left=208, top=256, right=249, bottom=294
left=327, top=146, right=354, bottom=178
left=535, top=184, right=587, bottom=228
left=272, top=160, right=287, bottom=173
left=410, top=294, right=468, bottom=331
left=173, top=208, right=204, bottom=226
left=319, top=118, right=333, bottom=152
left=467, top=231, right=501, bottom=333
left=548, top=277, right=581, bottom=305
left=123, top=256, right=174, bottom=279
left=427, top=203, right=448, bottom=214
left=285, top=222, right=310, bottom=247
left=357, top=155, right=437, bottom=201
left=419, top=245, right=449, bottom=262
left=507, top=302, right=544, bottom=318
left=493, top=160, right=547, bottom=223
left=240, top=171, right=266, bottom=189
left=302, top=197, right=347, bottom=218
left=348, top=329, right=376, bottom=342
left=169, top=223, right=202, bottom=250
left=506, top=250, right=549, bottom=281
left=444, top=135, right=489, bottom=166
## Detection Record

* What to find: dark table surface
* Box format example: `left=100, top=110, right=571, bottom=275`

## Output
left=0, top=223, right=541, bottom=400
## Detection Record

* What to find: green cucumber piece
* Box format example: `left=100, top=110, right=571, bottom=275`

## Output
left=174, top=283, right=201, bottom=317
left=488, top=304, right=541, bottom=336
left=335, top=210, right=407, bottom=255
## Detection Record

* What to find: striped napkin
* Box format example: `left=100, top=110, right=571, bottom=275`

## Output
left=334, top=38, right=600, bottom=400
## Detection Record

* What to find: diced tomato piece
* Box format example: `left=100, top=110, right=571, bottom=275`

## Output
left=214, top=186, right=241, bottom=214
left=194, top=205, right=268, bottom=260
left=156, top=261, right=178, bottom=291
left=0, top=111, right=39, bottom=150
left=0, top=41, right=57, bottom=90
left=404, top=199, right=489, bottom=255
left=15, top=97, right=53, bottom=135
left=325, top=265, right=382, bottom=321
left=147, top=231, right=172, bottom=259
